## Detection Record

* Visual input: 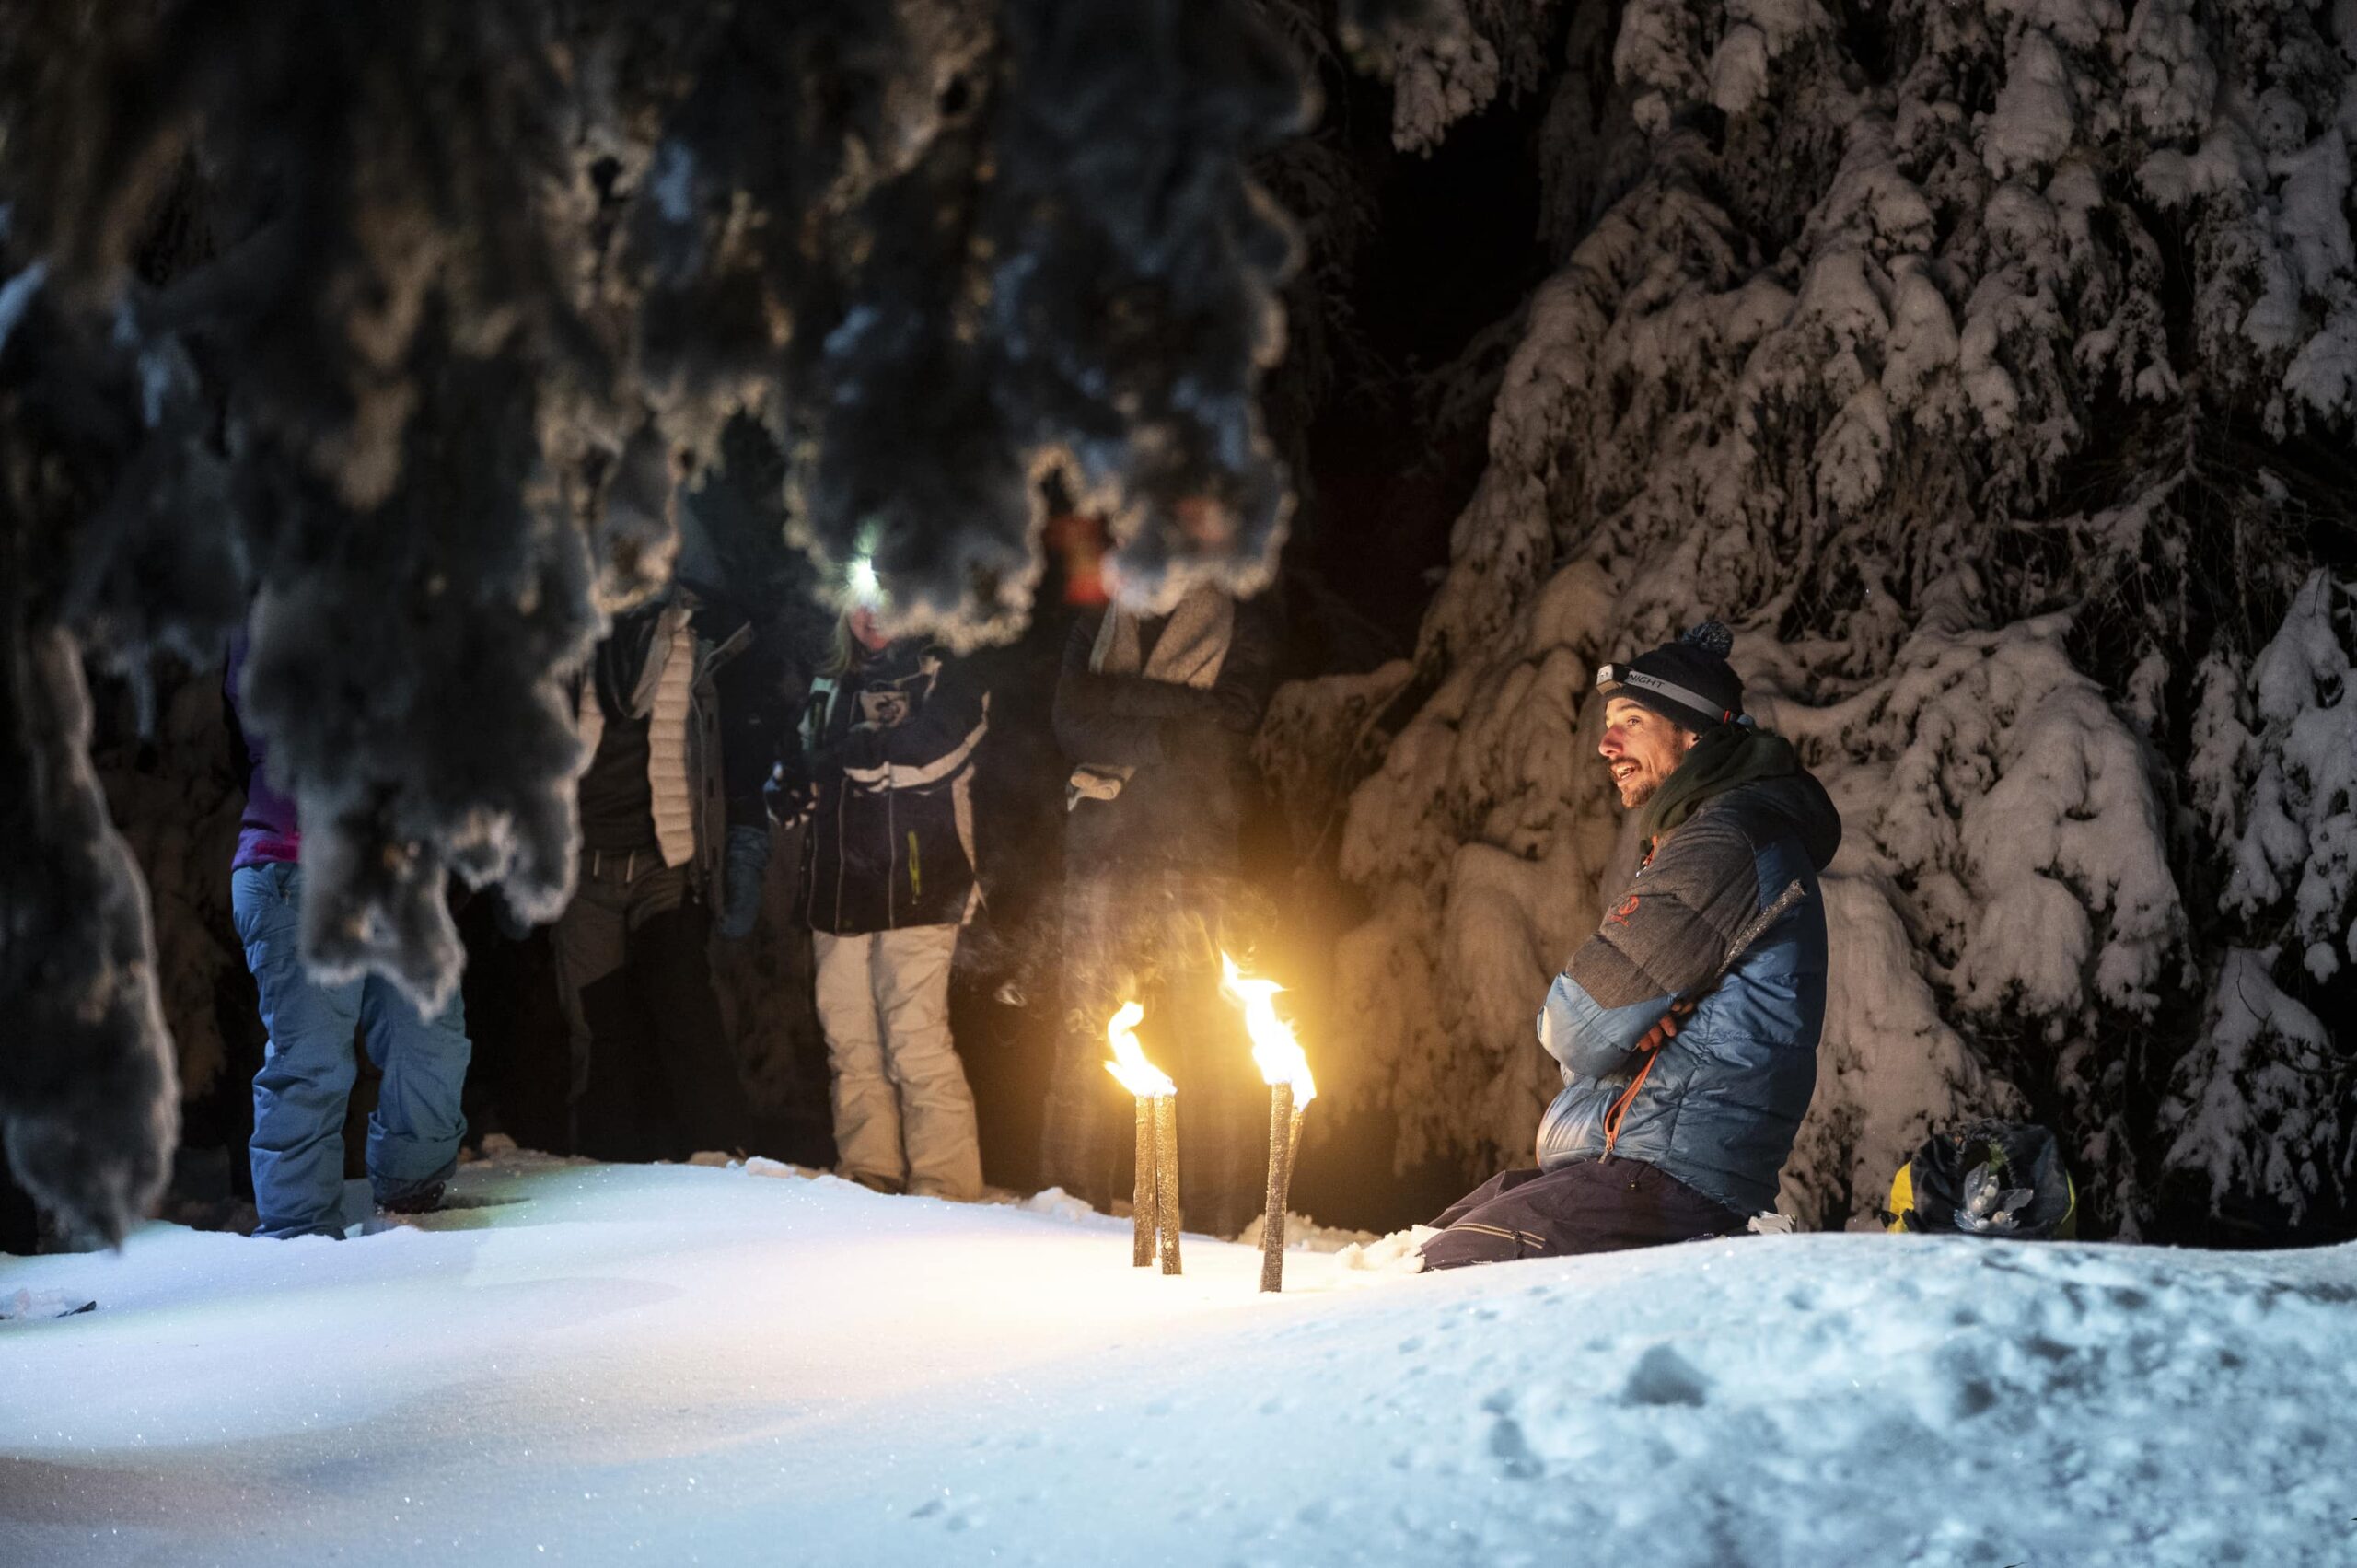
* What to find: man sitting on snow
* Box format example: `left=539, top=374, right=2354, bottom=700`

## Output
left=1420, top=621, right=1841, bottom=1269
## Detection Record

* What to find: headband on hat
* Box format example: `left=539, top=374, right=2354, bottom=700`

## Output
left=1594, top=620, right=1746, bottom=731
left=1592, top=662, right=1740, bottom=726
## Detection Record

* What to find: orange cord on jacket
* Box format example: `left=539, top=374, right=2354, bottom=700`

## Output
left=1601, top=997, right=1693, bottom=1156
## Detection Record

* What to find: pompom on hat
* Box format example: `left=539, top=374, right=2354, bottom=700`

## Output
left=1595, top=620, right=1746, bottom=732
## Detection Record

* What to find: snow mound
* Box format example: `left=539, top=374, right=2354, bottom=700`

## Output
left=1019, top=1185, right=1101, bottom=1223
left=1234, top=1210, right=1380, bottom=1253
left=1334, top=1224, right=1438, bottom=1273
left=1, top=1158, right=2350, bottom=1564
left=0, top=1288, right=96, bottom=1322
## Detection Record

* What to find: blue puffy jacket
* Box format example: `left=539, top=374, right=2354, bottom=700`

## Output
left=1535, top=772, right=1841, bottom=1215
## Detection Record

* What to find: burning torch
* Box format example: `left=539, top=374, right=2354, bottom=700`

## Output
left=1221, top=955, right=1316, bottom=1293
left=1104, top=1000, right=1181, bottom=1274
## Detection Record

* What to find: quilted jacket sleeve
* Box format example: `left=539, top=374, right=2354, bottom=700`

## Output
left=1538, top=812, right=1762, bottom=1078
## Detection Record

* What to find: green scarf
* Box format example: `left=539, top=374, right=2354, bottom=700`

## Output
left=1637, top=724, right=1800, bottom=846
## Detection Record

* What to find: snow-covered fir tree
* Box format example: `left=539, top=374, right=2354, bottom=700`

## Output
left=1268, top=0, right=2357, bottom=1237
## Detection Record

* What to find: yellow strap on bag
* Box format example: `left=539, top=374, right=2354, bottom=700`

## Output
left=1887, top=1162, right=1915, bottom=1234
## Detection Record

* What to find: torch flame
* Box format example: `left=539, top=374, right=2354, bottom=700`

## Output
left=1103, top=1000, right=1175, bottom=1098
left=1219, top=954, right=1316, bottom=1105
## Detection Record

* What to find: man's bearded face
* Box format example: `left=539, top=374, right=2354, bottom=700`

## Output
left=1599, top=697, right=1696, bottom=808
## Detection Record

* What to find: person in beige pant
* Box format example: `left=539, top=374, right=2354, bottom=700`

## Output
left=812, top=923, right=980, bottom=1197
left=774, top=603, right=988, bottom=1200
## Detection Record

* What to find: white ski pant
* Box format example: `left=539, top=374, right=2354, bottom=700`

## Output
left=812, top=923, right=983, bottom=1200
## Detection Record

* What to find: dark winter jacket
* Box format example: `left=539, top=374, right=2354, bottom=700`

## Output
left=794, top=639, right=987, bottom=935
left=1535, top=768, right=1842, bottom=1216
left=572, top=594, right=767, bottom=897
left=1053, top=598, right=1275, bottom=871
left=223, top=633, right=300, bottom=870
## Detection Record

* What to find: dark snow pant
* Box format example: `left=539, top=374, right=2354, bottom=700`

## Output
left=553, top=851, right=753, bottom=1163
left=1419, top=1160, right=1750, bottom=1271
left=1039, top=865, right=1257, bottom=1238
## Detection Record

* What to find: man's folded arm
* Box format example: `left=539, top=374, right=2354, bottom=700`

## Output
left=1537, top=816, right=1759, bottom=1077
left=1054, top=618, right=1165, bottom=768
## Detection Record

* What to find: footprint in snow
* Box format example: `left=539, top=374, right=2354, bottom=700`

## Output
left=1620, top=1344, right=1711, bottom=1408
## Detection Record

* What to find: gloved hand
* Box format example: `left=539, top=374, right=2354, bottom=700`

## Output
left=1634, top=996, right=1695, bottom=1054
left=716, top=823, right=772, bottom=940
left=763, top=763, right=817, bottom=830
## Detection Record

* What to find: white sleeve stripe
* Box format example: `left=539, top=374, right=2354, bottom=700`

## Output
left=841, top=714, right=989, bottom=790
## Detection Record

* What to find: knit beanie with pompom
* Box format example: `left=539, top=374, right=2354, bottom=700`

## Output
left=1594, top=621, right=1744, bottom=732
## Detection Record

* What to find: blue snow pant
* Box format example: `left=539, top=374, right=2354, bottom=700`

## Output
left=1419, top=1160, right=1748, bottom=1271
left=233, top=863, right=473, bottom=1239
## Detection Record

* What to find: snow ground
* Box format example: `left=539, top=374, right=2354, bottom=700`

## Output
left=2, top=1151, right=2352, bottom=1566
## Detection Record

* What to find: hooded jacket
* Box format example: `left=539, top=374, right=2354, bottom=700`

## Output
left=1535, top=767, right=1842, bottom=1216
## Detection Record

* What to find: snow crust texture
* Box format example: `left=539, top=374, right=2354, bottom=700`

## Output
left=3, top=1157, right=2351, bottom=1565
left=1270, top=0, right=2357, bottom=1236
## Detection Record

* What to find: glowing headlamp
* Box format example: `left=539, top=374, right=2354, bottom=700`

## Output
left=845, top=554, right=886, bottom=608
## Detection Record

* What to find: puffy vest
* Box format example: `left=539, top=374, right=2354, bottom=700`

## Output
left=574, top=598, right=743, bottom=893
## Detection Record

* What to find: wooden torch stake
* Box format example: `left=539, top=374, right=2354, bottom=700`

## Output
left=1132, top=1095, right=1155, bottom=1268
left=1259, top=1082, right=1296, bottom=1293
left=1155, top=1094, right=1182, bottom=1275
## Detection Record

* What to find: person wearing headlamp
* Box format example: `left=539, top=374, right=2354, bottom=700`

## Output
left=1421, top=621, right=1842, bottom=1269
left=772, top=566, right=990, bottom=1201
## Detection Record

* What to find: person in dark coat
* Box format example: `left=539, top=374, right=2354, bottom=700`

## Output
left=1039, top=581, right=1277, bottom=1237
left=1421, top=621, right=1841, bottom=1269
left=555, top=586, right=768, bottom=1163
left=772, top=601, right=990, bottom=1199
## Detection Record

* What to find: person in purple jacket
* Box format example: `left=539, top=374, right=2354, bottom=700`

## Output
left=226, top=633, right=474, bottom=1238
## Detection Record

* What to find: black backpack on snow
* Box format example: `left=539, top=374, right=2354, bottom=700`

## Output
left=1886, top=1120, right=2078, bottom=1240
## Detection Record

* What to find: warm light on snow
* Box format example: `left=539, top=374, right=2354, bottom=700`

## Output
left=1102, top=999, right=1174, bottom=1098
left=1220, top=954, right=1315, bottom=1105
left=0, top=1151, right=2349, bottom=1564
